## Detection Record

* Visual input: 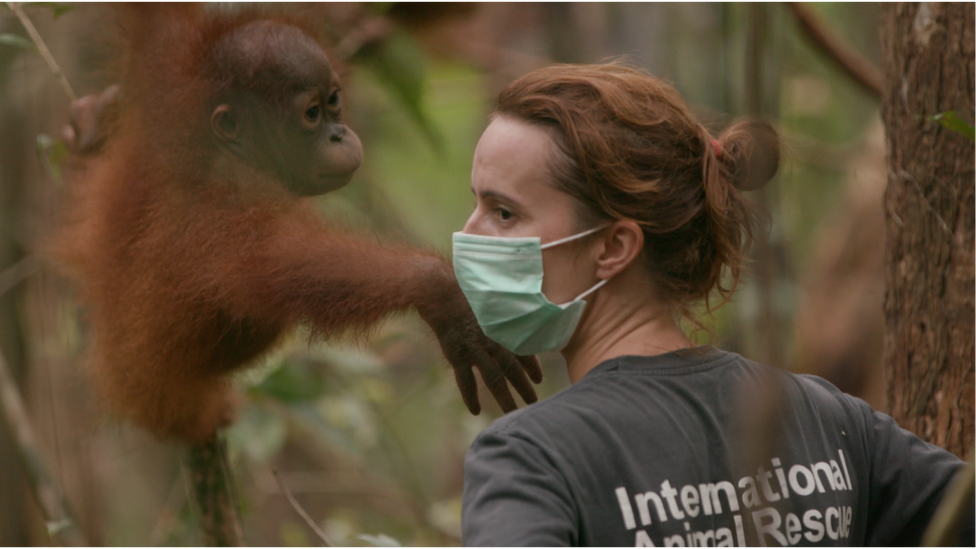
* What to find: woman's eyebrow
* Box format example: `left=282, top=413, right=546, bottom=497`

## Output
left=473, top=188, right=521, bottom=206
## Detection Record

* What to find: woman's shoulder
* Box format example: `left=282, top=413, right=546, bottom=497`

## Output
left=725, top=351, right=876, bottom=416
left=472, top=348, right=745, bottom=441
left=723, top=352, right=884, bottom=443
left=474, top=347, right=875, bottom=447
left=476, top=382, right=592, bottom=440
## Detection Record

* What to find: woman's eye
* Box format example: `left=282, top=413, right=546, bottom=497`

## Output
left=305, top=104, right=321, bottom=122
left=495, top=208, right=513, bottom=221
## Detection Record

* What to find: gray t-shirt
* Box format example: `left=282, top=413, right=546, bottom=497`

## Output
left=462, top=347, right=971, bottom=546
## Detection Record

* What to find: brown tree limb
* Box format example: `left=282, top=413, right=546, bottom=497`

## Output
left=0, top=346, right=86, bottom=546
left=185, top=435, right=245, bottom=546
left=787, top=2, right=882, bottom=99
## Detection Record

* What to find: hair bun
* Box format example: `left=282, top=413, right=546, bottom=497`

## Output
left=719, top=120, right=780, bottom=191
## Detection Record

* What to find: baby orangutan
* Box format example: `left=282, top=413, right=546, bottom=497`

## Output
left=56, top=5, right=540, bottom=442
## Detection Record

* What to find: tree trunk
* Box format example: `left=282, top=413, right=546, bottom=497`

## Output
left=880, top=3, right=974, bottom=461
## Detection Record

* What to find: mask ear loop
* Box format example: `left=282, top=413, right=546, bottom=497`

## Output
left=540, top=224, right=610, bottom=250
left=573, top=277, right=609, bottom=301
left=555, top=278, right=609, bottom=309
left=544, top=224, right=613, bottom=307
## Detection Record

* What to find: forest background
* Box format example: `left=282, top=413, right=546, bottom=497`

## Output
left=0, top=3, right=971, bottom=546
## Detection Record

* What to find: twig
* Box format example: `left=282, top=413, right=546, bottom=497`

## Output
left=786, top=2, right=882, bottom=98
left=902, top=170, right=953, bottom=236
left=6, top=2, right=77, bottom=101
left=185, top=435, right=245, bottom=546
left=148, top=475, right=189, bottom=546
left=922, top=461, right=975, bottom=546
left=273, top=469, right=334, bottom=547
left=0, top=255, right=42, bottom=298
left=0, top=345, right=87, bottom=546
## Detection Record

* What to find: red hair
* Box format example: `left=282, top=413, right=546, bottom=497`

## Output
left=493, top=62, right=780, bottom=315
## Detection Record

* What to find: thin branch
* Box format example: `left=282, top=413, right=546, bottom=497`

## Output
left=0, top=255, right=42, bottom=298
left=6, top=2, right=77, bottom=101
left=922, top=462, right=975, bottom=546
left=0, top=345, right=87, bottom=546
left=148, top=475, right=189, bottom=546
left=787, top=2, right=882, bottom=99
left=904, top=172, right=953, bottom=236
left=273, top=469, right=334, bottom=547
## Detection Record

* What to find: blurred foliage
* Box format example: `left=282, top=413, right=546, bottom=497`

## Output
left=0, top=32, right=36, bottom=51
left=35, top=132, right=67, bottom=181
left=344, top=60, right=488, bottom=250
left=5, top=3, right=78, bottom=19
left=42, top=3, right=76, bottom=19
left=355, top=29, right=445, bottom=155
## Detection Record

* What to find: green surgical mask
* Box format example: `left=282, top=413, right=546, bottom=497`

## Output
left=452, top=226, right=608, bottom=355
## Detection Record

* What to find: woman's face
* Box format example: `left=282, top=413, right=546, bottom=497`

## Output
left=463, top=115, right=599, bottom=304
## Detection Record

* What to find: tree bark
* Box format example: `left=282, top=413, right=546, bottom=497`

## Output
left=880, top=2, right=974, bottom=461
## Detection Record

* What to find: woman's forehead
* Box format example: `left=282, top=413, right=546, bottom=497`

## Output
left=473, top=118, right=557, bottom=189
left=475, top=116, right=554, bottom=161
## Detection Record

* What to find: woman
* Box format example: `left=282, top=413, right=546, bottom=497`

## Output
left=452, top=63, right=971, bottom=546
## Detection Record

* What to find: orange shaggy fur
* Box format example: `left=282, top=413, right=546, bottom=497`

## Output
left=53, top=5, right=473, bottom=442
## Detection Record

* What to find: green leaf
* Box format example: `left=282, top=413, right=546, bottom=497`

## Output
left=50, top=3, right=76, bottom=18
left=226, top=404, right=288, bottom=463
left=365, top=3, right=395, bottom=15
left=23, top=2, right=76, bottom=18
left=931, top=111, right=975, bottom=143
left=0, top=33, right=37, bottom=52
left=279, top=521, right=309, bottom=547
left=356, top=30, right=444, bottom=155
left=317, top=395, right=377, bottom=448
left=357, top=533, right=402, bottom=547
left=316, top=346, right=385, bottom=375
left=253, top=360, right=326, bottom=403
left=36, top=133, right=69, bottom=182
left=45, top=519, right=73, bottom=536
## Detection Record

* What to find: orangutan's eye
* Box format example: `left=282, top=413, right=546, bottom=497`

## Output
left=305, top=104, right=321, bottom=122
left=327, top=89, right=341, bottom=110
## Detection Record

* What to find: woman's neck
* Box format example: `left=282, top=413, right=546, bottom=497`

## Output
left=561, top=280, right=692, bottom=384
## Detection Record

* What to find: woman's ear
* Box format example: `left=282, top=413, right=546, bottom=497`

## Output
left=595, top=220, right=644, bottom=280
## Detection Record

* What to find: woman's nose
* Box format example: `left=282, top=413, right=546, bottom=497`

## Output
left=462, top=208, right=479, bottom=234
